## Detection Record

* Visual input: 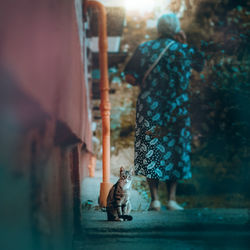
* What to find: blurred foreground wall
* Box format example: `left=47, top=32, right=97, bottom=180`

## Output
left=0, top=0, right=91, bottom=249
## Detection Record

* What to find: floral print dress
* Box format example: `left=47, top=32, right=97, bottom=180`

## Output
left=124, top=38, right=204, bottom=181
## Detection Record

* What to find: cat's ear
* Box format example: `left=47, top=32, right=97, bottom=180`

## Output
left=129, top=168, right=134, bottom=175
left=120, top=166, right=125, bottom=174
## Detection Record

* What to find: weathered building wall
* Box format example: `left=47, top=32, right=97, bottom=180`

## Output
left=0, top=0, right=91, bottom=249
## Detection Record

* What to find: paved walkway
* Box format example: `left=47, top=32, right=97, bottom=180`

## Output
left=74, top=208, right=250, bottom=250
left=78, top=164, right=250, bottom=249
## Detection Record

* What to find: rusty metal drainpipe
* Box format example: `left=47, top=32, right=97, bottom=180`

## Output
left=85, top=1, right=113, bottom=207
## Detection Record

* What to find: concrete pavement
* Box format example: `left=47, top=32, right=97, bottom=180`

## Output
left=78, top=162, right=250, bottom=249
left=74, top=208, right=250, bottom=250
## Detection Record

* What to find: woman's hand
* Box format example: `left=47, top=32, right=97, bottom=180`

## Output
left=174, top=30, right=187, bottom=44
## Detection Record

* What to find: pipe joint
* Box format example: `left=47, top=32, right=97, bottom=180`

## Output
left=100, top=102, right=111, bottom=111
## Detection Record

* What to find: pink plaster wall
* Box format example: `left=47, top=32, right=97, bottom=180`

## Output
left=0, top=0, right=91, bottom=149
left=0, top=0, right=91, bottom=249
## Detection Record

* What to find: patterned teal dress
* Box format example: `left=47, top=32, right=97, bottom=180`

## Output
left=124, top=38, right=204, bottom=181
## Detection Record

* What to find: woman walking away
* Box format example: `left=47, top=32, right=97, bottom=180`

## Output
left=124, top=13, right=204, bottom=211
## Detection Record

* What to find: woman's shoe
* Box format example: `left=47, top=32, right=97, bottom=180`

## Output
left=166, top=200, right=184, bottom=211
left=148, top=200, right=161, bottom=211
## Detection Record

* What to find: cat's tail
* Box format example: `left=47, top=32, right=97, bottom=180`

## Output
left=120, top=215, right=133, bottom=221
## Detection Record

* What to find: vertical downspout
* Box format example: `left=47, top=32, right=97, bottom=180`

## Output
left=85, top=0, right=113, bottom=207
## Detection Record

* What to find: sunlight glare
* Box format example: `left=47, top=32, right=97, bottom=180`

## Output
left=124, top=0, right=156, bottom=13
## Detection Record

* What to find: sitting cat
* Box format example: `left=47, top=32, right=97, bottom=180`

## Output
left=106, top=167, right=133, bottom=221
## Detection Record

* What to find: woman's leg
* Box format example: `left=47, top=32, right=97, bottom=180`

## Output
left=166, top=180, right=184, bottom=210
left=166, top=181, right=177, bottom=201
left=147, top=178, right=161, bottom=210
left=147, top=178, right=159, bottom=201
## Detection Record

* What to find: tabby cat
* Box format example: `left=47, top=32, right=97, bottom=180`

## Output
left=106, top=167, right=133, bottom=221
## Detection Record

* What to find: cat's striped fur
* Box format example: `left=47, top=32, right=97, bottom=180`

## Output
left=106, top=167, right=133, bottom=221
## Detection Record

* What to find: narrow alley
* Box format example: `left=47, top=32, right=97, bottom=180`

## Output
left=0, top=1, right=250, bottom=250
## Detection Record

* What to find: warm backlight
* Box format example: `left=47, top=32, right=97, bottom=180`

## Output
left=124, top=0, right=156, bottom=13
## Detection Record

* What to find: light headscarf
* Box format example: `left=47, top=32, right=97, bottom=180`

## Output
left=157, top=13, right=181, bottom=37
